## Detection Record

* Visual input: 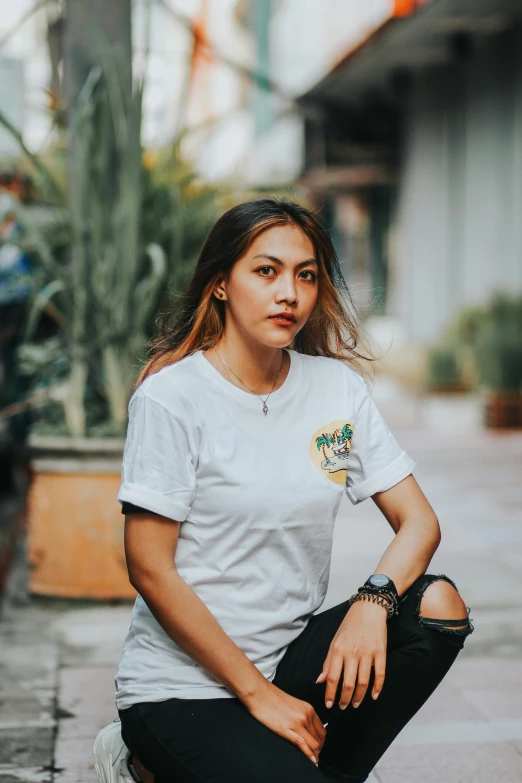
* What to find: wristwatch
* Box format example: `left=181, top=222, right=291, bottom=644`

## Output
left=362, top=574, right=399, bottom=601
left=348, top=573, right=400, bottom=619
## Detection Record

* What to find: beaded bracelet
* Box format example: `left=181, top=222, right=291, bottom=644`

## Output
left=359, top=583, right=400, bottom=614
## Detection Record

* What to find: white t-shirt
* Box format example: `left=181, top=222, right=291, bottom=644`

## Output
left=115, top=348, right=417, bottom=709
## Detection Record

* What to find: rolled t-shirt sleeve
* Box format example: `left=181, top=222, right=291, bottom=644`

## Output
left=345, top=372, right=417, bottom=505
left=117, top=388, right=196, bottom=521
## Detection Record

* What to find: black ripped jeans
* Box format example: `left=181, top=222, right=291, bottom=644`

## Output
left=118, top=573, right=474, bottom=783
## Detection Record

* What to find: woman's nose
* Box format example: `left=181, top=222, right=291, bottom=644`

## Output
left=276, top=275, right=298, bottom=303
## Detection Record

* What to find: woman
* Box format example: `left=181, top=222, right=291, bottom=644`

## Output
left=93, top=198, right=474, bottom=783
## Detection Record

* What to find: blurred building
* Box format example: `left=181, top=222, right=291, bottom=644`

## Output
left=5, top=1, right=522, bottom=376
left=295, top=0, right=522, bottom=356
left=241, top=0, right=413, bottom=186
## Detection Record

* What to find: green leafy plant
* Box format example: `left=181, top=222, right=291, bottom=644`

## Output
left=443, top=292, right=522, bottom=394
left=426, top=346, right=464, bottom=392
left=1, top=53, right=220, bottom=437
left=13, top=59, right=164, bottom=437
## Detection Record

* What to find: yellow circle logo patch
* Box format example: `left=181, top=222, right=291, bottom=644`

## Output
left=309, top=420, right=354, bottom=485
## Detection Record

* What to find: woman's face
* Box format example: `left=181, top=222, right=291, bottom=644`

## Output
left=219, top=224, right=319, bottom=348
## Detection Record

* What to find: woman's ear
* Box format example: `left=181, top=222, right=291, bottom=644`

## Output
left=214, top=282, right=227, bottom=301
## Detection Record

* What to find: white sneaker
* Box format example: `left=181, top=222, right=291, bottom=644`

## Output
left=93, top=718, right=141, bottom=782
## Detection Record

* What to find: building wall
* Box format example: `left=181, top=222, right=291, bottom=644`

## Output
left=244, top=0, right=398, bottom=185
left=394, top=24, right=522, bottom=343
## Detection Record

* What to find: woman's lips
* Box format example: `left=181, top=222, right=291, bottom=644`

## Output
left=269, top=316, right=296, bottom=327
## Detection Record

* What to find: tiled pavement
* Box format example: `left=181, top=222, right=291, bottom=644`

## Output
left=1, top=389, right=521, bottom=782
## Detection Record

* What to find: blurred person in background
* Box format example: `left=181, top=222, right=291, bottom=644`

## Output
left=93, top=198, right=474, bottom=783
left=0, top=189, right=32, bottom=491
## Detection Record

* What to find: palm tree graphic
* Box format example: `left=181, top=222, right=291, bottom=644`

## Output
left=315, top=424, right=353, bottom=460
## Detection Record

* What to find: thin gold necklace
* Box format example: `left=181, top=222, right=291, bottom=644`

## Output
left=213, top=348, right=285, bottom=415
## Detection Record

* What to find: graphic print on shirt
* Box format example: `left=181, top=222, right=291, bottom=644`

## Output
left=308, top=419, right=354, bottom=486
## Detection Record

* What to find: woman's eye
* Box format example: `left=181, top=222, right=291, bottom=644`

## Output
left=257, top=266, right=317, bottom=281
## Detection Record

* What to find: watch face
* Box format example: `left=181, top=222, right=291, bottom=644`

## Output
left=368, top=574, right=390, bottom=588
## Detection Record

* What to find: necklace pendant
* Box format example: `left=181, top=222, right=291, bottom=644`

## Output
left=262, top=401, right=268, bottom=415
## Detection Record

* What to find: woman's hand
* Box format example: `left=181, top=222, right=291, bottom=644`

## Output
left=316, top=599, right=388, bottom=710
left=243, top=680, right=326, bottom=767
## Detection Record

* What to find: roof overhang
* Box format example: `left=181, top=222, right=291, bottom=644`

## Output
left=298, top=0, right=522, bottom=108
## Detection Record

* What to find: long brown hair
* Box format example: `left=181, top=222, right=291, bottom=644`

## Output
left=134, top=197, right=379, bottom=390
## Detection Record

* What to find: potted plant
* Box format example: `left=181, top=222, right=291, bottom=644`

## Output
left=1, top=58, right=220, bottom=597
left=21, top=62, right=161, bottom=598
left=474, top=298, right=522, bottom=428
left=425, top=346, right=468, bottom=393
left=449, top=293, right=522, bottom=429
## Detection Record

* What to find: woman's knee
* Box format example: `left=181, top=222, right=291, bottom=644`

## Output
left=411, top=573, right=475, bottom=639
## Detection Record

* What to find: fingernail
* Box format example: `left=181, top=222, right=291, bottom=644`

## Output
left=311, top=756, right=317, bottom=764
left=373, top=692, right=380, bottom=700
left=326, top=700, right=333, bottom=709
left=340, top=703, right=347, bottom=710
left=315, top=674, right=322, bottom=684
left=353, top=701, right=360, bottom=708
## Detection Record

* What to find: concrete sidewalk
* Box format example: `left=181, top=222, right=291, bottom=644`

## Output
left=1, top=422, right=522, bottom=783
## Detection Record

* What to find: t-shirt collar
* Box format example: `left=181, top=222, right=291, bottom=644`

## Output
left=192, top=347, right=302, bottom=409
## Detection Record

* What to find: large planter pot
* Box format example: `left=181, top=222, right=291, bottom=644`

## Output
left=27, top=434, right=136, bottom=599
left=483, top=391, right=522, bottom=429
